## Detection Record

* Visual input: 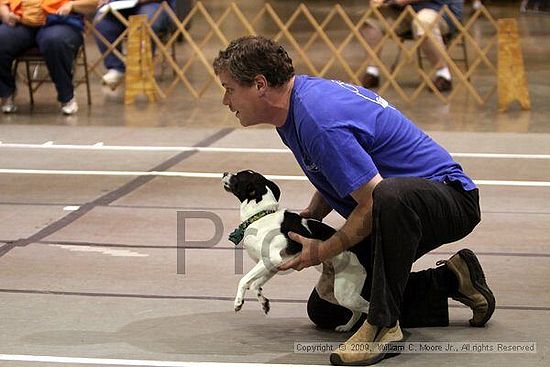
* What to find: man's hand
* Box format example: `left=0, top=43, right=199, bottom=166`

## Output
left=277, top=232, right=325, bottom=271
left=56, top=2, right=73, bottom=16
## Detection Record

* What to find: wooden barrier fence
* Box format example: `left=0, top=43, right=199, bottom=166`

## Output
left=85, top=2, right=500, bottom=105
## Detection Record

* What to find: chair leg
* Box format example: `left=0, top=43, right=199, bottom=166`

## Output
left=461, top=37, right=470, bottom=82
left=172, top=42, right=177, bottom=77
left=416, top=45, right=423, bottom=70
left=391, top=44, right=403, bottom=73
left=24, top=61, right=34, bottom=106
left=81, top=45, right=92, bottom=106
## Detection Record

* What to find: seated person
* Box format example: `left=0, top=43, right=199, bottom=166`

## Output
left=0, top=0, right=98, bottom=114
left=361, top=0, right=463, bottom=92
left=94, top=0, right=176, bottom=88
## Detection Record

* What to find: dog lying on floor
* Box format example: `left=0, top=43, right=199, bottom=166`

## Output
left=222, top=170, right=369, bottom=332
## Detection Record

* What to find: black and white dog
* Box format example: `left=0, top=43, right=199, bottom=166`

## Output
left=222, top=170, right=369, bottom=332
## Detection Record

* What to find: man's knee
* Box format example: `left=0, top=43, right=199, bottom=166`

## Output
left=372, top=178, right=406, bottom=211
left=307, top=289, right=351, bottom=329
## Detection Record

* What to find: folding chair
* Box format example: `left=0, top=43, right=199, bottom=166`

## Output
left=12, top=42, right=92, bottom=106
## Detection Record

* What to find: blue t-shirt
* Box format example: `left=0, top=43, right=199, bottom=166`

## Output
left=277, top=75, right=476, bottom=218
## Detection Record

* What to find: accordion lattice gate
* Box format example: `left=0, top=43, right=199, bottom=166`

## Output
left=86, top=2, right=503, bottom=105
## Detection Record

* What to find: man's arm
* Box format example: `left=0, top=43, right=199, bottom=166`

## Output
left=278, top=173, right=383, bottom=271
left=300, top=190, right=333, bottom=220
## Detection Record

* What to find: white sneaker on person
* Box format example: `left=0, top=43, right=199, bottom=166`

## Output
left=61, top=97, right=78, bottom=115
left=1, top=95, right=17, bottom=113
left=102, top=69, right=125, bottom=88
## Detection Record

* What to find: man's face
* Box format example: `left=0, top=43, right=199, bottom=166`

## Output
left=218, top=71, right=265, bottom=127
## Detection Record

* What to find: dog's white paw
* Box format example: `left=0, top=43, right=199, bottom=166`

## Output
left=234, top=299, right=244, bottom=312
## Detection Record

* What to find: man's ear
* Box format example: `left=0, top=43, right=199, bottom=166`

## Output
left=253, top=75, right=268, bottom=96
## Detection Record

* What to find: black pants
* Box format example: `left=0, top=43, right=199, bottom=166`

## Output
left=308, top=177, right=481, bottom=329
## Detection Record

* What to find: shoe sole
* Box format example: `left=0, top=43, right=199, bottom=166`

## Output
left=456, top=249, right=496, bottom=327
left=329, top=339, right=404, bottom=366
left=102, top=79, right=123, bottom=91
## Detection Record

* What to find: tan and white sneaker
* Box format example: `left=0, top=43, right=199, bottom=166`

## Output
left=61, top=97, right=78, bottom=115
left=330, top=320, right=404, bottom=366
left=437, top=248, right=495, bottom=327
left=1, top=95, right=17, bottom=113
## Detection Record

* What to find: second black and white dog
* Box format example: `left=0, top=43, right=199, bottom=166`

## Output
left=222, top=170, right=369, bottom=332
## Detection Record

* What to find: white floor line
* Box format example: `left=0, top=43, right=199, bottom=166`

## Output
left=0, top=143, right=290, bottom=154
left=0, top=354, right=324, bottom=367
left=0, top=168, right=549, bottom=187
left=1, top=142, right=550, bottom=159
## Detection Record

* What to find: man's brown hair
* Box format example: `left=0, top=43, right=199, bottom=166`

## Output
left=213, top=35, right=294, bottom=87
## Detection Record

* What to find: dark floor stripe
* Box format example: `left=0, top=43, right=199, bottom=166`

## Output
left=1, top=128, right=234, bottom=254
left=0, top=288, right=548, bottom=311
left=0, top=243, right=15, bottom=257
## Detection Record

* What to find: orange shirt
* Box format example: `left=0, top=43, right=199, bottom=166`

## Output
left=3, top=0, right=69, bottom=26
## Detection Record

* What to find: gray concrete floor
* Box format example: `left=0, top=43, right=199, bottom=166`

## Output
left=1, top=1, right=549, bottom=366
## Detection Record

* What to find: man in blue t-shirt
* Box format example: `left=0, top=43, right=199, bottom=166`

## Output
left=213, top=36, right=495, bottom=366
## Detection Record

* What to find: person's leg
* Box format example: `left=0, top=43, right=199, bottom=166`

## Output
left=360, top=5, right=406, bottom=88
left=36, top=24, right=82, bottom=104
left=412, top=8, right=453, bottom=91
left=308, top=272, right=453, bottom=331
left=136, top=2, right=171, bottom=56
left=413, top=9, right=448, bottom=69
left=331, top=178, right=484, bottom=365
left=94, top=11, right=127, bottom=72
left=367, top=178, right=480, bottom=327
left=308, top=239, right=454, bottom=330
left=0, top=24, right=36, bottom=99
left=137, top=2, right=170, bottom=33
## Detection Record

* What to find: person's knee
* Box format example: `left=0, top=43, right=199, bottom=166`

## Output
left=40, top=28, right=81, bottom=55
left=0, top=29, right=16, bottom=55
left=39, top=33, right=68, bottom=53
left=412, top=9, right=442, bottom=37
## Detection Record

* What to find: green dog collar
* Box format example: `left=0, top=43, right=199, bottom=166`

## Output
left=228, top=209, right=277, bottom=245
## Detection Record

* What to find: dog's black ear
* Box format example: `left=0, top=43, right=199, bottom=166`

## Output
left=246, top=183, right=257, bottom=201
left=248, top=174, right=267, bottom=203
left=266, top=180, right=281, bottom=201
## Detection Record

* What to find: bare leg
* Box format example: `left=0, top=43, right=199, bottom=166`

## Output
left=413, top=9, right=448, bottom=70
left=361, top=23, right=384, bottom=66
left=420, top=35, right=446, bottom=70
